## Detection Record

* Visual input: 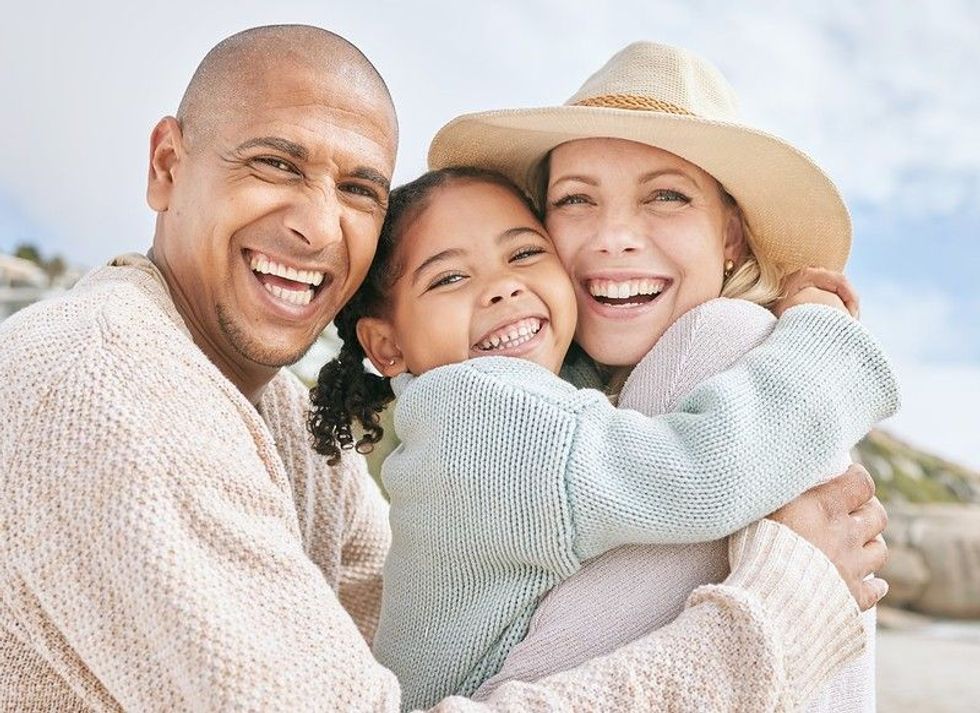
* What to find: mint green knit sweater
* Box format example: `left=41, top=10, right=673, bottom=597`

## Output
left=373, top=305, right=899, bottom=711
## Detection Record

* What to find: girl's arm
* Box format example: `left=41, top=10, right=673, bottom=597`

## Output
left=565, top=303, right=897, bottom=560
left=397, top=302, right=897, bottom=563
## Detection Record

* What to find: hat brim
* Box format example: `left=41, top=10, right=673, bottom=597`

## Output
left=428, top=106, right=851, bottom=272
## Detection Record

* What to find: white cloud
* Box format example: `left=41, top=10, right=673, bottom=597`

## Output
left=860, top=282, right=980, bottom=363
left=860, top=281, right=980, bottom=469
left=1, top=0, right=978, bottom=264
left=881, top=362, right=980, bottom=471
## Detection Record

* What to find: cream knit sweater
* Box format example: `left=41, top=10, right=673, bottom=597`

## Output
left=1, top=255, right=867, bottom=711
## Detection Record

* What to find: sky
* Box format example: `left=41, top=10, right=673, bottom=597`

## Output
left=1, top=0, right=978, bottom=467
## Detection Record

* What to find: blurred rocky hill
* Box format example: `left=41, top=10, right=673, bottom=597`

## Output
left=855, top=429, right=980, bottom=505
left=857, top=430, right=980, bottom=619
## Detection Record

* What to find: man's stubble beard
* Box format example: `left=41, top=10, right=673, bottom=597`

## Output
left=216, top=302, right=316, bottom=369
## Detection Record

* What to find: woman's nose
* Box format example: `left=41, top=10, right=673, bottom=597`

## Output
left=594, top=208, right=644, bottom=255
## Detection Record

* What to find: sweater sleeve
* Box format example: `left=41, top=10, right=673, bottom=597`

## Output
left=567, top=303, right=899, bottom=560
left=423, top=520, right=864, bottom=712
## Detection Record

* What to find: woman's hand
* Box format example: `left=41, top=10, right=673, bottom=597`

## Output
left=768, top=464, right=888, bottom=611
left=773, top=267, right=860, bottom=318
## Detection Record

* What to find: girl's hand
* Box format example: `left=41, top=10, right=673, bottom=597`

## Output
left=773, top=267, right=860, bottom=318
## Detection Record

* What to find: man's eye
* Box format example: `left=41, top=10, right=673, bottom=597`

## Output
left=551, top=194, right=591, bottom=208
left=254, top=157, right=300, bottom=174
left=340, top=183, right=380, bottom=201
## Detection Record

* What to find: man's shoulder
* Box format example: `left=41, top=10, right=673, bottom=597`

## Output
left=0, top=265, right=215, bottom=437
left=1, top=264, right=179, bottom=361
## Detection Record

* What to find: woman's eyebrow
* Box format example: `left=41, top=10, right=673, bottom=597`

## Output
left=549, top=174, right=599, bottom=189
left=497, top=226, right=547, bottom=243
left=638, top=169, right=700, bottom=187
left=411, top=248, right=466, bottom=285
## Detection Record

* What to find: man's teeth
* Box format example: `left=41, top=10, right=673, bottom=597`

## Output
left=263, top=282, right=313, bottom=306
left=250, top=253, right=325, bottom=287
left=587, top=278, right=667, bottom=300
left=476, top=317, right=543, bottom=351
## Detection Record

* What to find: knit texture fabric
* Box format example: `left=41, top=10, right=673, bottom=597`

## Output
left=374, top=302, right=900, bottom=710
left=478, top=299, right=877, bottom=712
left=0, top=255, right=399, bottom=711
left=0, top=261, right=882, bottom=712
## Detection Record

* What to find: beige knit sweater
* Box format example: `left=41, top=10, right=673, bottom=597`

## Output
left=0, top=255, right=865, bottom=711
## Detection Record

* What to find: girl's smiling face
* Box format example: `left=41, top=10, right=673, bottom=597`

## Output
left=544, top=138, right=744, bottom=367
left=363, top=179, right=577, bottom=376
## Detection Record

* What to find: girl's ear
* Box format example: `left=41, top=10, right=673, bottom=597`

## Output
left=723, top=204, right=746, bottom=263
left=356, top=317, right=407, bottom=377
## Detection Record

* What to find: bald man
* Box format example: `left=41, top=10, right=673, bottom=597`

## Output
left=0, top=25, right=887, bottom=711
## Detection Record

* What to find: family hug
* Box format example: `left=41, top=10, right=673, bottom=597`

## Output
left=0, top=24, right=900, bottom=711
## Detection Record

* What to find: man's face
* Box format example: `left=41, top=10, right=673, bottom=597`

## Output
left=153, top=61, right=397, bottom=374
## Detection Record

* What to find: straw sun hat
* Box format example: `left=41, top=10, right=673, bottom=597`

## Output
left=428, top=41, right=851, bottom=272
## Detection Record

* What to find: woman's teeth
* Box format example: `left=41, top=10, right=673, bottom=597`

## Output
left=587, top=278, right=667, bottom=305
left=476, top=317, right=543, bottom=351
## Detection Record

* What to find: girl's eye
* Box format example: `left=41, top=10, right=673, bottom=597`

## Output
left=427, top=273, right=465, bottom=290
left=551, top=193, right=592, bottom=208
left=511, top=246, right=546, bottom=262
left=253, top=156, right=300, bottom=175
left=649, top=189, right=690, bottom=204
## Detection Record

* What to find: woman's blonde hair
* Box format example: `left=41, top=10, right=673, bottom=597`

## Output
left=718, top=190, right=785, bottom=309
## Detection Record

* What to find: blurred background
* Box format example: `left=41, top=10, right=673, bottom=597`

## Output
left=1, top=2, right=977, bottom=710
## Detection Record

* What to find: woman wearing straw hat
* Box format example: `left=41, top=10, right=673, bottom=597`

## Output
left=430, top=42, right=882, bottom=711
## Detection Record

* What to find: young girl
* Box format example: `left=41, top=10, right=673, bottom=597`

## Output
left=309, top=167, right=897, bottom=711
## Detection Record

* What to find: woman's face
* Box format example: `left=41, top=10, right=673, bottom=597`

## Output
left=544, top=138, right=742, bottom=367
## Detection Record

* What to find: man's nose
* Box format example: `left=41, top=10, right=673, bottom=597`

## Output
left=284, top=186, right=344, bottom=250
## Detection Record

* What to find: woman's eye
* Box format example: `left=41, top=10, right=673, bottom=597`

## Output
left=551, top=193, right=591, bottom=208
left=649, top=189, right=690, bottom=203
left=254, top=157, right=300, bottom=175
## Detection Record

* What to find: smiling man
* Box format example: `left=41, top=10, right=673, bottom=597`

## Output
left=0, top=25, right=889, bottom=712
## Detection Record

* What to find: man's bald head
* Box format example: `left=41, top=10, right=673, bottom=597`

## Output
left=176, top=25, right=397, bottom=148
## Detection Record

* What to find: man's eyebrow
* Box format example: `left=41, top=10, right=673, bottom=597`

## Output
left=411, top=248, right=465, bottom=285
left=351, top=166, right=391, bottom=192
left=234, top=136, right=309, bottom=161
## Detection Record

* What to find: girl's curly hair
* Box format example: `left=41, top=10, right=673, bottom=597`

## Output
left=309, top=165, right=537, bottom=464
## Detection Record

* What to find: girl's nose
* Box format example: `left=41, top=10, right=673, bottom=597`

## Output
left=483, top=275, right=526, bottom=306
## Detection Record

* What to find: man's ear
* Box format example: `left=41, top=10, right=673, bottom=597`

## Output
left=356, top=317, right=407, bottom=377
left=147, top=116, right=184, bottom=213
left=723, top=204, right=746, bottom=264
